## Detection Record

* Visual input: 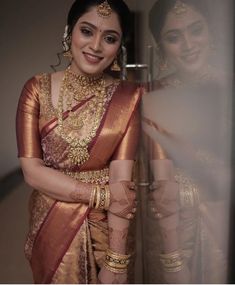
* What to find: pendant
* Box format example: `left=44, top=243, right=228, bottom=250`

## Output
left=68, top=145, right=90, bottom=166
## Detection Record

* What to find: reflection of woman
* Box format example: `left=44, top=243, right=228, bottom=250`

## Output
left=142, top=0, right=231, bottom=283
left=16, top=0, right=141, bottom=283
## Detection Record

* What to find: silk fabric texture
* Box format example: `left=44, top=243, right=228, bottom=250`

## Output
left=16, top=74, right=141, bottom=283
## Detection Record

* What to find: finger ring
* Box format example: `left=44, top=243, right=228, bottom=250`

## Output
left=126, top=213, right=134, bottom=219
left=155, top=212, right=163, bottom=219
left=151, top=207, right=156, bottom=213
left=132, top=207, right=137, bottom=213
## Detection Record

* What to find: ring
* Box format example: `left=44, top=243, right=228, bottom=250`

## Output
left=155, top=212, right=163, bottom=219
left=126, top=213, right=134, bottom=219
left=132, top=207, right=137, bottom=213
left=151, top=207, right=157, bottom=213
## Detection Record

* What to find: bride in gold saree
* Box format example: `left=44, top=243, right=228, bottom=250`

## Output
left=16, top=0, right=141, bottom=283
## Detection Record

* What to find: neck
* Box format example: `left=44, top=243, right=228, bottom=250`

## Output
left=176, top=65, right=214, bottom=83
left=68, top=64, right=103, bottom=79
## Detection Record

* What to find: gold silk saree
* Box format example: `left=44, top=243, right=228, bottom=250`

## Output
left=16, top=73, right=141, bottom=283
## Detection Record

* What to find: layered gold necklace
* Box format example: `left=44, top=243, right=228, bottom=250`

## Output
left=57, top=67, right=108, bottom=166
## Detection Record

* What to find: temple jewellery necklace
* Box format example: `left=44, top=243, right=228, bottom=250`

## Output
left=56, top=66, right=109, bottom=166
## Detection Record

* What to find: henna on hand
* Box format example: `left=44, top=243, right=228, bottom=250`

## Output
left=109, top=181, right=137, bottom=219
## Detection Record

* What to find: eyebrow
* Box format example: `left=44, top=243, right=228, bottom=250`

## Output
left=79, top=21, right=121, bottom=37
left=163, top=20, right=203, bottom=35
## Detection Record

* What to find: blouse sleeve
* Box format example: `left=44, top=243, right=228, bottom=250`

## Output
left=16, top=76, right=43, bottom=158
left=112, top=106, right=140, bottom=160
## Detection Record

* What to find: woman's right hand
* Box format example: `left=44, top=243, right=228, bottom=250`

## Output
left=108, top=181, right=137, bottom=220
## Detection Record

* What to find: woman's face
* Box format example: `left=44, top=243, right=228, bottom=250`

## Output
left=70, top=6, right=122, bottom=76
left=160, top=4, right=210, bottom=77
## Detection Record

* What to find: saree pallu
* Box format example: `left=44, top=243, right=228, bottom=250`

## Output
left=16, top=74, right=141, bottom=283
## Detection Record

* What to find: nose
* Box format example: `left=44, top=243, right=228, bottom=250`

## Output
left=182, top=33, right=194, bottom=51
left=90, top=34, right=102, bottom=53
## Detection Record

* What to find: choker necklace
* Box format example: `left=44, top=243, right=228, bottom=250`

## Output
left=162, top=65, right=216, bottom=88
left=65, top=66, right=104, bottom=102
left=57, top=67, right=108, bottom=166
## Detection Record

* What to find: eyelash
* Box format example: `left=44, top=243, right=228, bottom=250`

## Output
left=80, top=27, right=93, bottom=36
left=165, top=35, right=180, bottom=44
left=80, top=27, right=118, bottom=44
left=191, top=25, right=203, bottom=36
left=104, top=35, right=118, bottom=44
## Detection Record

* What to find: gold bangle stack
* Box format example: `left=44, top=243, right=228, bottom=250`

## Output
left=159, top=250, right=184, bottom=272
left=89, top=185, right=110, bottom=210
left=104, top=248, right=131, bottom=274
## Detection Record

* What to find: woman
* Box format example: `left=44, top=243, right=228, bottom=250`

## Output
left=142, top=0, right=231, bottom=283
left=16, top=0, right=141, bottom=283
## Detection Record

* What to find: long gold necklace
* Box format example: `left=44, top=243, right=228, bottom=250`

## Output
left=57, top=67, right=108, bottom=166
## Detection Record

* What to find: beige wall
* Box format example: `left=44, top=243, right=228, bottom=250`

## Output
left=1, top=0, right=74, bottom=178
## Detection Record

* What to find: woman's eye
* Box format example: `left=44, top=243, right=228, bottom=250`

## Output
left=104, top=35, right=118, bottom=44
left=191, top=24, right=204, bottom=36
left=164, top=34, right=180, bottom=44
left=80, top=27, right=93, bottom=36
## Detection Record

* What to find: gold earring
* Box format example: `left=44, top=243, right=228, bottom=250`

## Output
left=159, top=58, right=169, bottom=71
left=63, top=50, right=73, bottom=59
left=111, top=58, right=121, bottom=71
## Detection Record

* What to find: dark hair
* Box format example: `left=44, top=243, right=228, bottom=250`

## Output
left=67, top=0, right=132, bottom=44
left=149, top=0, right=210, bottom=44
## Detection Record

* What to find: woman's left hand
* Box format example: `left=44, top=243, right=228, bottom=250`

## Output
left=108, top=181, right=137, bottom=220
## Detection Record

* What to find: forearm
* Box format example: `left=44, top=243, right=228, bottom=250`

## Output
left=108, top=160, right=134, bottom=254
left=20, top=157, right=92, bottom=202
left=151, top=158, right=180, bottom=253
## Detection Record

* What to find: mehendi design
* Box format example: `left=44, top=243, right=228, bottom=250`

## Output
left=69, top=190, right=83, bottom=202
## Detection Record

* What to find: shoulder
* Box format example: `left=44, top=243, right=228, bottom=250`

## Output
left=19, top=73, right=51, bottom=105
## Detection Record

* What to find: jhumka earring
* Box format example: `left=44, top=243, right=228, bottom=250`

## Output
left=159, top=59, right=169, bottom=72
left=62, top=25, right=73, bottom=59
left=156, top=43, right=169, bottom=72
left=96, top=0, right=112, bottom=18
left=172, top=0, right=187, bottom=15
left=110, top=58, right=121, bottom=72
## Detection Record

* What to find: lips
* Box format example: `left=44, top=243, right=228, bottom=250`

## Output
left=83, top=52, right=103, bottom=64
left=181, top=51, right=200, bottom=63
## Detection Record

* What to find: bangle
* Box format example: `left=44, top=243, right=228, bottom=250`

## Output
left=104, top=185, right=111, bottom=210
left=97, top=185, right=106, bottom=210
left=103, top=261, right=127, bottom=274
left=89, top=186, right=97, bottom=208
left=89, top=185, right=111, bottom=210
left=159, top=250, right=184, bottom=272
left=103, top=248, right=131, bottom=274
left=95, top=186, right=101, bottom=209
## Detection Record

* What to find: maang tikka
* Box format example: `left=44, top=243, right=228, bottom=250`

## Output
left=96, top=0, right=112, bottom=18
left=172, top=0, right=187, bottom=15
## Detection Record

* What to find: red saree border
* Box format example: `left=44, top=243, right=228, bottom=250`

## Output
left=31, top=202, right=90, bottom=283
left=80, top=81, right=141, bottom=171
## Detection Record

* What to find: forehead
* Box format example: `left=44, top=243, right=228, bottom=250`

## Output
left=76, top=6, right=122, bottom=33
left=162, top=5, right=207, bottom=33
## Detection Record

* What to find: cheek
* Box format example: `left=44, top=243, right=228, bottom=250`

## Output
left=199, top=33, right=210, bottom=49
left=162, top=43, right=181, bottom=60
left=71, top=35, right=85, bottom=49
left=104, top=44, right=120, bottom=59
